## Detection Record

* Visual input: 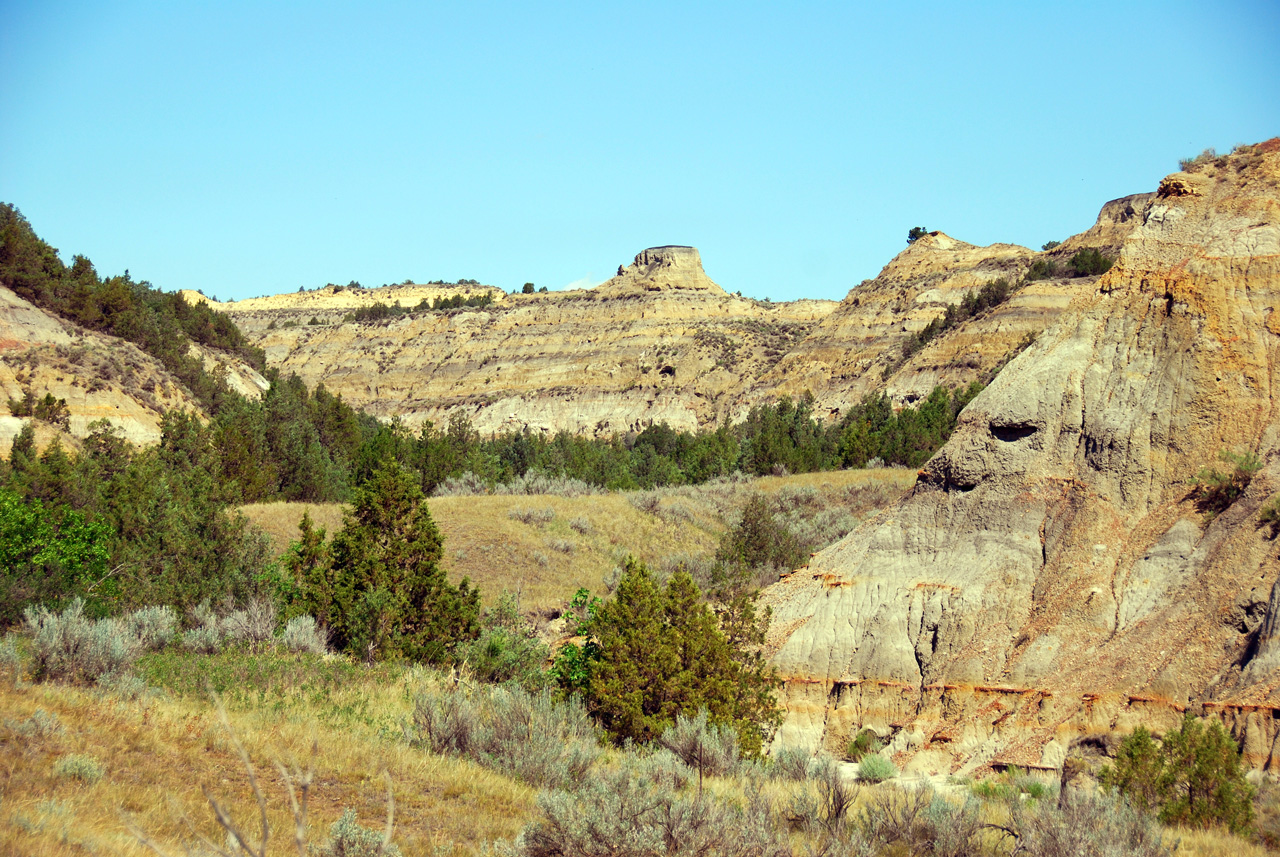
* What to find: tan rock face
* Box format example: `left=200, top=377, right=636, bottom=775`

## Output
left=0, top=287, right=218, bottom=454
left=594, top=245, right=726, bottom=296
left=761, top=141, right=1280, bottom=773
left=214, top=248, right=837, bottom=436
left=227, top=287, right=835, bottom=436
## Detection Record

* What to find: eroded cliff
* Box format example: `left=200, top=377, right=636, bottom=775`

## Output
left=761, top=139, right=1280, bottom=775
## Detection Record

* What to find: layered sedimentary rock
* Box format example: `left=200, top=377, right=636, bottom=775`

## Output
left=216, top=249, right=836, bottom=435
left=757, top=196, right=1155, bottom=415
left=0, top=286, right=265, bottom=454
left=762, top=140, right=1280, bottom=774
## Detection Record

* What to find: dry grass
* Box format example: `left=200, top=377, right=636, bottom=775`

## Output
left=0, top=665, right=534, bottom=856
left=241, top=468, right=915, bottom=613
left=1166, top=826, right=1273, bottom=856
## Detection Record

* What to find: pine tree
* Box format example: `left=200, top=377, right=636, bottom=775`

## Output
left=325, top=459, right=479, bottom=662
left=582, top=558, right=780, bottom=755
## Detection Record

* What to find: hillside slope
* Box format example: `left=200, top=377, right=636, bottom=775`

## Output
left=761, top=140, right=1280, bottom=774
left=0, top=285, right=265, bottom=454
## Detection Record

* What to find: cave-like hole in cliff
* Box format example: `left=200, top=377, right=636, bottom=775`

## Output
left=658, top=365, right=676, bottom=378
left=990, top=422, right=1037, bottom=442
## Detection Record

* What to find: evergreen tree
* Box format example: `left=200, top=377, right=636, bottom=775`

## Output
left=581, top=558, right=780, bottom=755
left=324, top=459, right=479, bottom=662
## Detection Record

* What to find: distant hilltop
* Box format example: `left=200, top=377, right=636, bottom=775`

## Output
left=594, top=245, right=726, bottom=295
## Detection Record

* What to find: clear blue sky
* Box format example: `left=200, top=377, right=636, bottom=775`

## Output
left=3, top=1, right=1277, bottom=302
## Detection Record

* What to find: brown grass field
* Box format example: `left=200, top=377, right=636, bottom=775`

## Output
left=241, top=468, right=919, bottom=612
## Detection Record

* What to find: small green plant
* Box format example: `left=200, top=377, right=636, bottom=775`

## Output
left=1180, top=147, right=1218, bottom=171
left=318, top=809, right=403, bottom=857
left=1259, top=495, right=1280, bottom=539
left=1193, top=449, right=1263, bottom=517
left=1041, top=240, right=1061, bottom=250
left=906, top=226, right=929, bottom=244
left=844, top=728, right=881, bottom=762
left=53, top=753, right=104, bottom=783
left=1067, top=248, right=1114, bottom=276
left=857, top=753, right=896, bottom=783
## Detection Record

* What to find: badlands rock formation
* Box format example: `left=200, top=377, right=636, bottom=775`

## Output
left=762, top=140, right=1280, bottom=774
left=216, top=249, right=835, bottom=436
left=0, top=286, right=264, bottom=454
left=760, top=196, right=1154, bottom=414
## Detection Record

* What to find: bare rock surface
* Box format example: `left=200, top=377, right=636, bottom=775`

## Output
left=761, top=140, right=1280, bottom=774
left=0, top=286, right=223, bottom=454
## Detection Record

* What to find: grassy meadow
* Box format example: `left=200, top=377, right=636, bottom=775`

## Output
left=242, top=467, right=919, bottom=612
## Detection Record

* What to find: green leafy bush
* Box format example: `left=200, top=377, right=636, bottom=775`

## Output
left=1101, top=713, right=1255, bottom=833
left=845, top=728, right=882, bottom=762
left=1193, top=449, right=1263, bottom=517
left=857, top=754, right=897, bottom=783
left=1067, top=248, right=1115, bottom=276
left=457, top=594, right=550, bottom=690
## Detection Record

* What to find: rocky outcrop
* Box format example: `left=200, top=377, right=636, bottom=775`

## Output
left=214, top=251, right=835, bottom=436
left=761, top=140, right=1280, bottom=774
left=0, top=287, right=224, bottom=454
left=594, top=246, right=726, bottom=296
left=755, top=195, right=1158, bottom=415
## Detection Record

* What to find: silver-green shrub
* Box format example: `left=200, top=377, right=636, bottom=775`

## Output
left=769, top=746, right=820, bottom=781
left=509, top=506, right=556, bottom=526
left=857, top=754, right=896, bottom=783
left=503, top=762, right=788, bottom=857
left=658, top=709, right=741, bottom=777
left=280, top=615, right=328, bottom=654
left=1009, top=789, right=1169, bottom=857
left=410, top=685, right=599, bottom=789
left=121, top=605, right=177, bottom=651
left=23, top=598, right=139, bottom=683
left=221, top=598, right=276, bottom=649
left=52, top=753, right=104, bottom=783
left=316, top=808, right=401, bottom=857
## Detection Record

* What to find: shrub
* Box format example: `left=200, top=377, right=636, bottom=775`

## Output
left=635, top=748, right=693, bottom=790
left=505, top=763, right=788, bottom=857
left=1260, top=495, right=1280, bottom=539
left=1067, top=248, right=1115, bottom=276
left=545, top=538, right=575, bottom=554
left=658, top=709, right=741, bottom=778
left=857, top=754, right=896, bottom=783
left=52, top=753, right=104, bottom=783
left=221, top=598, right=277, bottom=649
left=856, top=787, right=985, bottom=857
left=568, top=515, right=593, bottom=535
left=410, top=685, right=600, bottom=789
left=318, top=808, right=403, bottom=857
left=786, top=754, right=859, bottom=837
left=182, top=623, right=223, bottom=654
left=1042, top=240, right=1061, bottom=251
left=121, top=605, right=177, bottom=651
left=0, top=634, right=23, bottom=683
left=1193, top=449, right=1263, bottom=517
left=1101, top=713, right=1255, bottom=833
left=769, top=746, right=819, bottom=781
left=508, top=506, right=555, bottom=525
left=907, top=227, right=929, bottom=244
left=1026, top=257, right=1061, bottom=280
left=845, top=728, right=881, bottom=762
left=1180, top=147, right=1218, bottom=171
left=458, top=594, right=550, bottom=690
left=280, top=615, right=328, bottom=655
left=23, top=599, right=139, bottom=683
left=1010, top=789, right=1169, bottom=856
left=7, top=708, right=63, bottom=738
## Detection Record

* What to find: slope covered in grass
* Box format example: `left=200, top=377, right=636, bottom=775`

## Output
left=242, top=468, right=917, bottom=612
